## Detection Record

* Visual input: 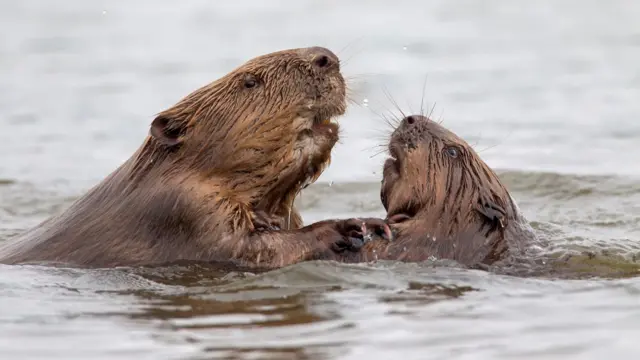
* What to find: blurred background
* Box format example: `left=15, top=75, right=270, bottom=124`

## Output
left=1, top=0, right=639, bottom=188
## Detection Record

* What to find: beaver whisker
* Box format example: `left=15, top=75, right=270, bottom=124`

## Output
left=382, top=86, right=406, bottom=120
left=419, top=75, right=429, bottom=117
left=427, top=101, right=438, bottom=120
left=437, top=108, right=446, bottom=125
left=369, top=148, right=390, bottom=159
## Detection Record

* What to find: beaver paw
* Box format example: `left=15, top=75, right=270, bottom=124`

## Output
left=252, top=210, right=284, bottom=232
left=330, top=217, right=393, bottom=252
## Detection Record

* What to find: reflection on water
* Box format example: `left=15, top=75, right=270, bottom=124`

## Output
left=2, top=260, right=639, bottom=360
left=3, top=170, right=640, bottom=359
left=2, top=0, right=640, bottom=358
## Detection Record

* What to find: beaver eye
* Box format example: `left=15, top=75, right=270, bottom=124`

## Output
left=445, top=146, right=459, bottom=158
left=243, top=75, right=259, bottom=89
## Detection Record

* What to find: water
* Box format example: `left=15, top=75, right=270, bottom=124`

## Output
left=1, top=0, right=640, bottom=358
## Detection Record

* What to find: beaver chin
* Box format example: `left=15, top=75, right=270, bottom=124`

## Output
left=384, top=142, right=402, bottom=174
left=310, top=101, right=344, bottom=133
left=292, top=107, right=344, bottom=191
left=311, top=114, right=339, bottom=135
left=381, top=140, right=423, bottom=225
left=384, top=133, right=419, bottom=180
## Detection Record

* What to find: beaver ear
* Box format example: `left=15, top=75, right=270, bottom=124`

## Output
left=476, top=201, right=507, bottom=229
left=150, top=115, right=186, bottom=147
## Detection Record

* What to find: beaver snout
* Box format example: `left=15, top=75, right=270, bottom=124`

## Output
left=393, top=114, right=431, bottom=150
left=402, top=115, right=428, bottom=127
left=303, top=46, right=340, bottom=72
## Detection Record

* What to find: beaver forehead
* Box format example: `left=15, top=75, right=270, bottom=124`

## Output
left=393, top=118, right=468, bottom=148
left=242, top=54, right=306, bottom=74
left=251, top=46, right=338, bottom=63
left=238, top=48, right=330, bottom=77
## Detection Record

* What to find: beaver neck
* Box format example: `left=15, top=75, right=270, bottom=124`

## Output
left=381, top=195, right=521, bottom=265
left=129, top=137, right=310, bottom=229
left=371, top=218, right=505, bottom=265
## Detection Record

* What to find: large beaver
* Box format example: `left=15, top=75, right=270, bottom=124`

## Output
left=0, top=46, right=387, bottom=268
left=340, top=114, right=537, bottom=267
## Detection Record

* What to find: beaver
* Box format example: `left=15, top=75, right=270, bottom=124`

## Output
left=0, top=46, right=388, bottom=268
left=338, top=114, right=537, bottom=267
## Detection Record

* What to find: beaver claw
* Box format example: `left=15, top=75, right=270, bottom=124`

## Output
left=330, top=236, right=367, bottom=253
left=338, top=217, right=393, bottom=244
left=252, top=210, right=283, bottom=232
left=312, top=217, right=393, bottom=255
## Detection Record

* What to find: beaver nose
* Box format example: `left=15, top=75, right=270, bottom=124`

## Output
left=403, top=115, right=428, bottom=126
left=305, top=46, right=339, bottom=71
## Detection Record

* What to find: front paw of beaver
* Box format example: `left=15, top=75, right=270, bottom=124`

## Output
left=252, top=210, right=284, bottom=232
left=327, top=218, right=393, bottom=253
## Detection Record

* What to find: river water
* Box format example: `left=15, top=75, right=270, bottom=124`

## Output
left=1, top=0, right=640, bottom=359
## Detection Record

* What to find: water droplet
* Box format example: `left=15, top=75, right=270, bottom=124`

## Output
left=329, top=181, right=333, bottom=187
left=102, top=10, right=107, bottom=15
left=402, top=46, right=408, bottom=51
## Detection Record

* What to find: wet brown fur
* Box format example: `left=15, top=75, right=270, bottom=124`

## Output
left=340, top=115, right=536, bottom=266
left=0, top=47, right=364, bottom=268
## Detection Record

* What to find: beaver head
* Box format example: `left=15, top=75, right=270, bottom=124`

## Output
left=139, top=47, right=346, bottom=229
left=378, top=114, right=522, bottom=264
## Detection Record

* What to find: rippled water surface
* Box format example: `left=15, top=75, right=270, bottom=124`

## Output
left=2, top=0, right=640, bottom=359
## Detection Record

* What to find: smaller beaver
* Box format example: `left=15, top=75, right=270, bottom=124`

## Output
left=340, top=114, right=537, bottom=267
